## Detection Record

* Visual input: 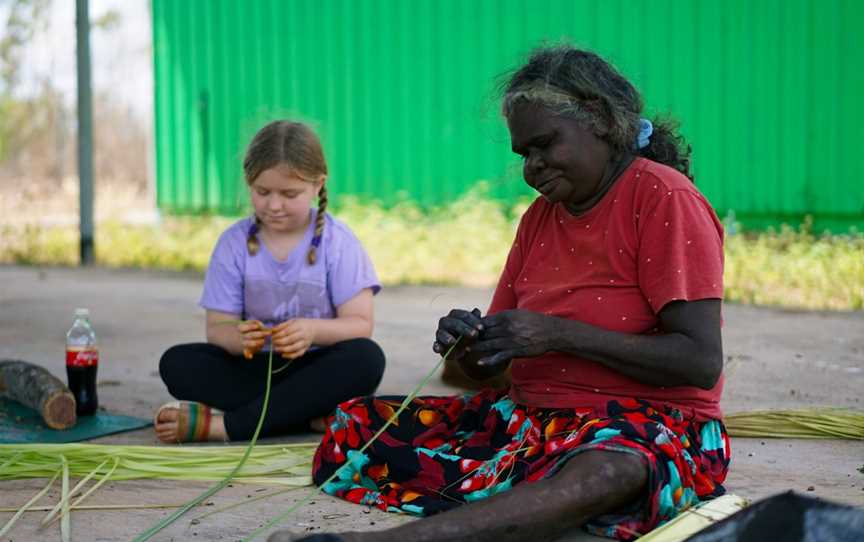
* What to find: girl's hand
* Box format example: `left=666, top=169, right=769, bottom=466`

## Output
left=471, top=309, right=559, bottom=368
left=237, top=320, right=271, bottom=359
left=433, top=308, right=484, bottom=361
left=272, top=319, right=316, bottom=360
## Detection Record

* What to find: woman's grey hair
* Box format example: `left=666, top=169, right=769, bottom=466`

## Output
left=501, top=80, right=603, bottom=137
left=501, top=45, right=694, bottom=181
left=501, top=46, right=642, bottom=152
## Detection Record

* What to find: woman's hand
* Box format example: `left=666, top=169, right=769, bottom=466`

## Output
left=237, top=320, right=271, bottom=359
left=272, top=319, right=317, bottom=360
left=432, top=308, right=484, bottom=360
left=472, top=309, right=560, bottom=368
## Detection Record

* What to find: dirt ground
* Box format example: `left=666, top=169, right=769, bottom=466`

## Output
left=1, top=265, right=862, bottom=541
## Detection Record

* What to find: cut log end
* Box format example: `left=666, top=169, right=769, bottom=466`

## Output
left=1, top=360, right=78, bottom=430
left=44, top=391, right=77, bottom=429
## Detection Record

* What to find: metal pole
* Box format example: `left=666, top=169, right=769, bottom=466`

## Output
left=76, top=0, right=94, bottom=265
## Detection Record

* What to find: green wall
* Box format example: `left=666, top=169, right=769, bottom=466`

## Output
left=153, top=0, right=864, bottom=232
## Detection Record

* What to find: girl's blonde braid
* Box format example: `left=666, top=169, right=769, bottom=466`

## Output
left=307, top=185, right=328, bottom=264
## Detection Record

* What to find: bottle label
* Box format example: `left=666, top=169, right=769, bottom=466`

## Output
left=66, top=347, right=99, bottom=367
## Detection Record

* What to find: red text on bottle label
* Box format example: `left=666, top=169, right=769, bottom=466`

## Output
left=66, top=348, right=99, bottom=367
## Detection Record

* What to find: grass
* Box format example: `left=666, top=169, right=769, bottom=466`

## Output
left=724, top=218, right=864, bottom=310
left=1, top=191, right=861, bottom=310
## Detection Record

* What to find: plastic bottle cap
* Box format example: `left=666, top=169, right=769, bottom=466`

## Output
left=74, top=308, right=90, bottom=317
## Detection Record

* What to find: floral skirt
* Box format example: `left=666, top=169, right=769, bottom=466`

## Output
left=312, top=389, right=730, bottom=540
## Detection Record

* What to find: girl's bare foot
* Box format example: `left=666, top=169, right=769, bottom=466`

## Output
left=154, top=401, right=228, bottom=443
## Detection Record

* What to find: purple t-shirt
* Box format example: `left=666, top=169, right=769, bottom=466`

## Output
left=200, top=211, right=380, bottom=328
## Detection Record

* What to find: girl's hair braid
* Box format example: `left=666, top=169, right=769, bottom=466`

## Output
left=308, top=185, right=327, bottom=264
left=242, top=120, right=329, bottom=261
left=501, top=45, right=694, bottom=182
left=247, top=215, right=261, bottom=256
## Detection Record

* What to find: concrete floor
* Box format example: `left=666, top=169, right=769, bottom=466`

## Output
left=1, top=265, right=862, bottom=541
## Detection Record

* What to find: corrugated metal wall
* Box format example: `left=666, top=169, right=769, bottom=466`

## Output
left=153, top=0, right=864, bottom=231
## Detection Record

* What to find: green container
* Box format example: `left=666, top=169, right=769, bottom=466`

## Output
left=153, top=0, right=864, bottom=232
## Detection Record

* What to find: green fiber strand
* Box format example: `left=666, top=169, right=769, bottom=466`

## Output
left=60, top=455, right=70, bottom=542
left=0, top=470, right=60, bottom=537
left=242, top=339, right=460, bottom=541
left=191, top=487, right=298, bottom=524
left=133, top=346, right=276, bottom=541
left=41, top=458, right=110, bottom=525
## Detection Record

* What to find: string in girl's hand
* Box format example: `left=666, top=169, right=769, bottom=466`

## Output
left=215, top=319, right=305, bottom=373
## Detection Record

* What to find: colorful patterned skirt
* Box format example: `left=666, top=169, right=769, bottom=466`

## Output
left=312, top=389, right=730, bottom=540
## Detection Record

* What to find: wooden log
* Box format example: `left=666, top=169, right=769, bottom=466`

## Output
left=0, top=360, right=77, bottom=429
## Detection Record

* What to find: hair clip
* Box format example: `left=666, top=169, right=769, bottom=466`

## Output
left=637, top=119, right=653, bottom=149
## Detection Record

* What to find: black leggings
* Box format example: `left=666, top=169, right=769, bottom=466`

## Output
left=159, top=338, right=385, bottom=440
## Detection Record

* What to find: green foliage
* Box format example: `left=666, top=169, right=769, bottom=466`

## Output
left=1, top=195, right=861, bottom=311
left=724, top=219, right=864, bottom=310
left=336, top=184, right=524, bottom=286
left=1, top=0, right=49, bottom=92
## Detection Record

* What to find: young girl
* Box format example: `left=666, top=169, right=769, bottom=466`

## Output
left=154, top=120, right=385, bottom=443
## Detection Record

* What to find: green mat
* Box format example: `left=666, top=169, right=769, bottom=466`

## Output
left=0, top=398, right=152, bottom=444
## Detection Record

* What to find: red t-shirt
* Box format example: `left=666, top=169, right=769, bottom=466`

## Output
left=488, top=158, right=725, bottom=421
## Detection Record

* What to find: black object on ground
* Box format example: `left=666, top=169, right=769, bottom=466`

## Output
left=685, top=491, right=864, bottom=542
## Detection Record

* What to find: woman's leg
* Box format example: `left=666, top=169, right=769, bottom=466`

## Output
left=272, top=450, right=647, bottom=542
left=294, top=396, right=728, bottom=542
left=223, top=338, right=385, bottom=439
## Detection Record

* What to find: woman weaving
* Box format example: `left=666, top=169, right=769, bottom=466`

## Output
left=284, top=45, right=730, bottom=542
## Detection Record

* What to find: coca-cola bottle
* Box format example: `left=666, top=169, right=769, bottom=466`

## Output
left=66, top=308, right=99, bottom=416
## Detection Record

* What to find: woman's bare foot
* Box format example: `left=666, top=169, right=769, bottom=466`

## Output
left=154, top=401, right=228, bottom=443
